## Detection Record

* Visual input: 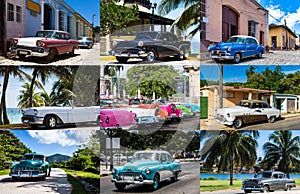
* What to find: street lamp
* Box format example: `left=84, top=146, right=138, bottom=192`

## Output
left=91, top=14, right=96, bottom=41
left=150, top=2, right=157, bottom=31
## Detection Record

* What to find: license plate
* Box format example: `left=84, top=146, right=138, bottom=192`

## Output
left=124, top=176, right=133, bottom=181
left=20, top=172, right=30, bottom=177
left=23, top=120, right=29, bottom=123
left=18, top=51, right=29, bottom=55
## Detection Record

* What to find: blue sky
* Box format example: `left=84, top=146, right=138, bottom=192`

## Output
left=201, top=65, right=300, bottom=82
left=64, top=0, right=100, bottom=26
left=12, top=129, right=96, bottom=157
left=200, top=130, right=300, bottom=159
left=257, top=0, right=300, bottom=34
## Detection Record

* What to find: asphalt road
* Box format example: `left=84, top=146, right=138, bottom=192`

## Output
left=100, top=161, right=199, bottom=194
left=200, top=187, right=300, bottom=194
left=202, top=115, right=300, bottom=130
left=0, top=168, right=72, bottom=194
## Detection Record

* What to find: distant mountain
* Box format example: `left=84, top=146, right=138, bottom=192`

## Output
left=47, top=154, right=71, bottom=163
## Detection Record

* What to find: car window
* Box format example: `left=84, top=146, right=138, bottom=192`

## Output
left=161, top=153, right=167, bottom=162
left=166, top=153, right=172, bottom=161
left=273, top=174, right=279, bottom=179
left=261, top=103, right=271, bottom=108
left=52, top=32, right=60, bottom=39
left=135, top=32, right=159, bottom=40
left=154, top=153, right=160, bottom=161
left=64, top=34, right=71, bottom=40
left=279, top=174, right=285, bottom=179
left=227, top=37, right=245, bottom=43
left=239, top=101, right=250, bottom=108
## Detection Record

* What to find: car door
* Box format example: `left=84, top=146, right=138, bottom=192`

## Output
left=245, top=38, right=258, bottom=57
left=159, top=153, right=173, bottom=180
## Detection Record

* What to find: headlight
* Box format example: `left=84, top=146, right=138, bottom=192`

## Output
left=226, top=113, right=230, bottom=117
left=145, top=168, right=151, bottom=174
left=227, top=47, right=231, bottom=52
left=34, top=109, right=38, bottom=115
left=138, top=41, right=143, bottom=47
left=112, top=169, right=116, bottom=174
left=39, top=166, right=43, bottom=169
left=36, top=40, right=45, bottom=47
left=21, top=110, right=25, bottom=115
left=208, top=46, right=211, bottom=51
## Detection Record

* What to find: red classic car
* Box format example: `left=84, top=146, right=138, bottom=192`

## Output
left=9, top=30, right=79, bottom=61
left=100, top=109, right=137, bottom=130
left=160, top=103, right=183, bottom=122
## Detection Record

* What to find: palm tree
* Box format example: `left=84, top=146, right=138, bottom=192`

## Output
left=50, top=77, right=76, bottom=104
left=261, top=130, right=300, bottom=178
left=25, top=66, right=75, bottom=107
left=158, top=0, right=200, bottom=37
left=201, top=130, right=259, bottom=185
left=17, top=83, right=47, bottom=109
left=0, top=66, right=31, bottom=124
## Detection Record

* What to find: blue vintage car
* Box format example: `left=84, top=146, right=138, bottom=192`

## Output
left=9, top=152, right=51, bottom=180
left=111, top=150, right=181, bottom=191
left=208, top=35, right=266, bottom=63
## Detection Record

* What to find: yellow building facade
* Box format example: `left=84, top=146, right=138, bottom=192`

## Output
left=269, top=24, right=298, bottom=50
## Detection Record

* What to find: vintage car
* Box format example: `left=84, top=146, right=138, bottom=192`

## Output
left=215, top=100, right=281, bottom=129
left=176, top=104, right=195, bottom=118
left=119, top=107, right=160, bottom=127
left=21, top=99, right=100, bottom=129
left=208, top=35, right=266, bottom=63
left=109, top=31, right=191, bottom=62
left=9, top=30, right=79, bottom=61
left=78, top=36, right=94, bottom=49
left=160, top=103, right=183, bottom=122
left=242, top=171, right=296, bottom=193
left=111, top=150, right=181, bottom=191
left=182, top=103, right=200, bottom=113
left=100, top=109, right=136, bottom=130
left=9, top=152, right=51, bottom=180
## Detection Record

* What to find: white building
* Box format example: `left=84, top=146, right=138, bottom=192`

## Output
left=6, top=0, right=26, bottom=40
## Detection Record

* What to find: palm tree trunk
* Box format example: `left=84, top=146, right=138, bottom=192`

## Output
left=29, top=69, right=38, bottom=107
left=229, top=156, right=234, bottom=185
left=1, top=67, right=10, bottom=124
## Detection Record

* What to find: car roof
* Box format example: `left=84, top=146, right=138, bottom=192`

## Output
left=231, top=35, right=258, bottom=40
left=24, top=153, right=45, bottom=156
left=38, top=30, right=70, bottom=34
left=134, top=150, right=170, bottom=154
left=240, top=100, right=268, bottom=104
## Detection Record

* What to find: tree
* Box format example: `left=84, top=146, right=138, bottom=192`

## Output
left=0, top=66, right=31, bottom=124
left=100, top=1, right=139, bottom=37
left=17, top=83, right=48, bottom=109
left=261, top=130, right=300, bottom=178
left=201, top=130, right=259, bottom=185
left=158, top=0, right=200, bottom=37
left=126, top=66, right=179, bottom=98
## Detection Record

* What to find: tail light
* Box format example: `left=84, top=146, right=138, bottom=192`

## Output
left=11, top=39, right=18, bottom=44
left=36, top=40, right=45, bottom=47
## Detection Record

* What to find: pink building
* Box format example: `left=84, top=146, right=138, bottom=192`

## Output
left=201, top=0, right=268, bottom=51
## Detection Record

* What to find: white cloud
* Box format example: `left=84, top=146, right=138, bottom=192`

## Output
left=266, top=4, right=286, bottom=24
left=28, top=130, right=94, bottom=147
left=283, top=7, right=300, bottom=31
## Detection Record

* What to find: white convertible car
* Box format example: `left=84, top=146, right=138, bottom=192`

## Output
left=215, top=100, right=281, bottom=129
left=21, top=100, right=100, bottom=128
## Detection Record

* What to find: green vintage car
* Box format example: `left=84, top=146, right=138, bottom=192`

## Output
left=111, top=150, right=181, bottom=191
left=176, top=104, right=195, bottom=117
left=9, top=152, right=51, bottom=180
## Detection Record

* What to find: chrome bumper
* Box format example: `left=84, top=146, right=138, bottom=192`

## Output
left=21, top=115, right=44, bottom=125
left=110, top=50, right=147, bottom=58
left=10, top=171, right=46, bottom=178
left=112, top=178, right=153, bottom=185
left=10, top=46, right=49, bottom=57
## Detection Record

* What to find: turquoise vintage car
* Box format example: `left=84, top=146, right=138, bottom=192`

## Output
left=111, top=150, right=181, bottom=191
left=176, top=104, right=195, bottom=117
left=9, top=152, right=51, bottom=180
left=182, top=103, right=200, bottom=113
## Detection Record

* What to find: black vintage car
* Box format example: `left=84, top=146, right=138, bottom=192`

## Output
left=109, top=31, right=191, bottom=63
left=242, top=171, right=296, bottom=193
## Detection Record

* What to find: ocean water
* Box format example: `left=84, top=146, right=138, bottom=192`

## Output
left=6, top=108, right=22, bottom=124
left=200, top=173, right=300, bottom=180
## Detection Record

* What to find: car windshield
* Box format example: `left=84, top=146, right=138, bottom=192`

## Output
left=227, top=37, right=246, bottom=43
left=255, top=172, right=272, bottom=178
left=135, top=32, right=159, bottom=40
left=35, top=31, right=55, bottom=38
left=22, top=155, right=44, bottom=161
left=50, top=99, right=72, bottom=107
left=132, top=152, right=155, bottom=161
left=238, top=101, right=251, bottom=108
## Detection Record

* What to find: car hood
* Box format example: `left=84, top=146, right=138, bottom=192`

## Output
left=210, top=42, right=243, bottom=50
left=13, top=160, right=43, bottom=168
left=216, top=106, right=249, bottom=114
left=122, top=160, right=161, bottom=170
left=22, top=106, right=72, bottom=115
left=17, top=37, right=46, bottom=46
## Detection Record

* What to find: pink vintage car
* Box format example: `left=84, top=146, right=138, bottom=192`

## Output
left=160, top=103, right=183, bottom=122
left=9, top=30, right=79, bottom=62
left=100, top=109, right=136, bottom=130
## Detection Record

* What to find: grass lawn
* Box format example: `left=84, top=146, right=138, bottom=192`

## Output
left=200, top=178, right=300, bottom=192
left=64, top=169, right=99, bottom=194
left=0, top=169, right=9, bottom=176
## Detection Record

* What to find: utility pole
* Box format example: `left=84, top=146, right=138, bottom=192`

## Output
left=285, top=19, right=288, bottom=50
left=0, top=0, right=7, bottom=57
left=219, top=64, right=223, bottom=108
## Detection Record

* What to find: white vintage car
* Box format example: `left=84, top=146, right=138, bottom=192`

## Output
left=119, top=107, right=161, bottom=126
left=215, top=100, right=281, bottom=129
left=21, top=100, right=100, bottom=128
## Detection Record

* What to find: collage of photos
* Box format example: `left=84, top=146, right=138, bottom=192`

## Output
left=1, top=0, right=300, bottom=194
left=200, top=0, right=300, bottom=194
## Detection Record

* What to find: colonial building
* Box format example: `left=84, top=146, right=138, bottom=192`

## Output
left=200, top=85, right=276, bottom=117
left=269, top=23, right=298, bottom=50
left=6, top=0, right=26, bottom=40
left=74, top=12, right=93, bottom=39
left=201, top=0, right=268, bottom=51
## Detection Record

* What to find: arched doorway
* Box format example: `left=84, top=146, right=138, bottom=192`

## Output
left=44, top=4, right=53, bottom=30
left=222, top=6, right=238, bottom=42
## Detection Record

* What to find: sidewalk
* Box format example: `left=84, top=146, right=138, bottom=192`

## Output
left=100, top=158, right=199, bottom=177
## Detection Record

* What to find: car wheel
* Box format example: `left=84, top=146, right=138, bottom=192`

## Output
left=151, top=174, right=159, bottom=190
left=69, top=48, right=75, bottom=56
left=88, top=44, right=93, bottom=49
left=176, top=48, right=186, bottom=60
left=47, top=169, right=51, bottom=177
left=44, top=115, right=57, bottom=128
left=257, top=51, right=263, bottom=59
left=213, top=58, right=220, bottom=63
left=12, top=176, right=18, bottom=181
left=47, top=48, right=57, bottom=62
left=268, top=116, right=276, bottom=123
left=171, top=171, right=178, bottom=182
left=262, top=185, right=269, bottom=193
left=116, top=57, right=128, bottom=63
left=233, top=118, right=243, bottom=129
left=233, top=53, right=241, bottom=63
left=115, top=183, right=126, bottom=191
left=18, top=54, right=26, bottom=60
left=244, top=190, right=252, bottom=193
left=147, top=49, right=157, bottom=62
